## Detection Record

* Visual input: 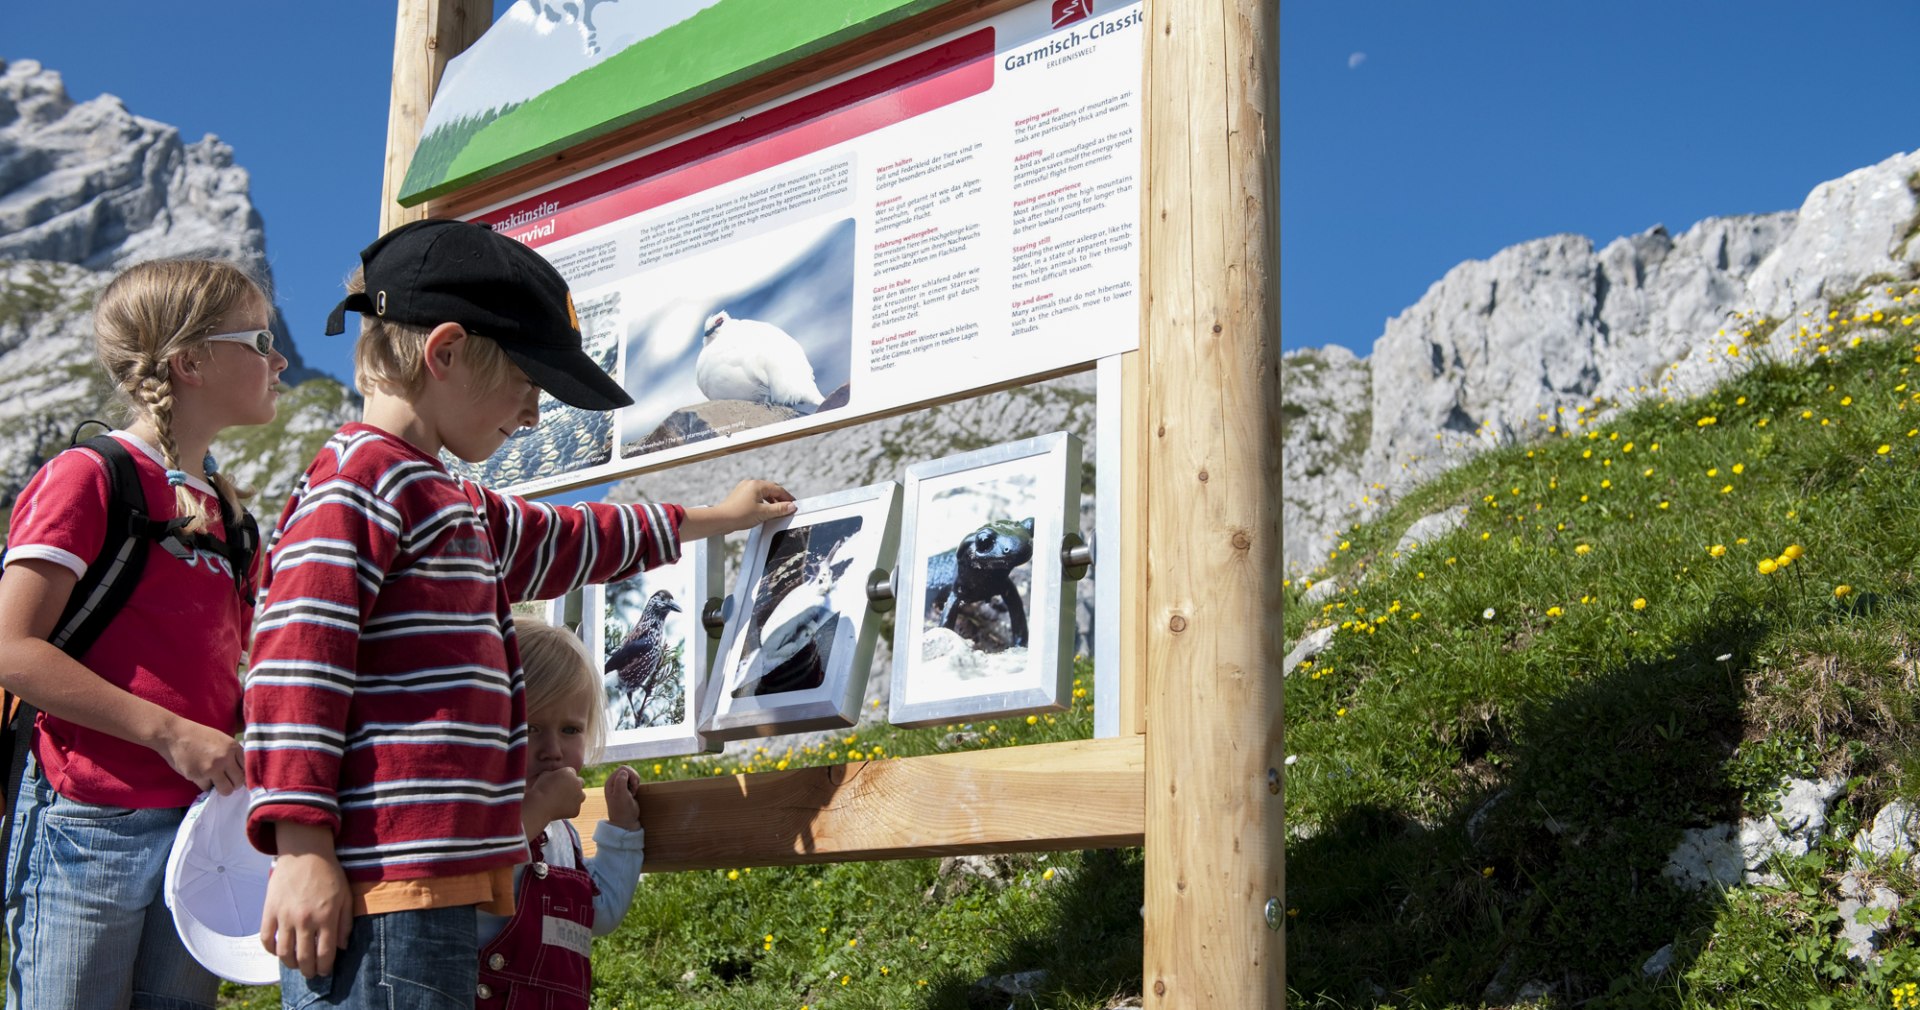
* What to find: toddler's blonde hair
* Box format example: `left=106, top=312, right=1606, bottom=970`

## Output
left=513, top=612, right=606, bottom=764
left=92, top=259, right=264, bottom=534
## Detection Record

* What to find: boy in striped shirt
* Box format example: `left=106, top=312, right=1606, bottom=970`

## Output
left=243, top=219, right=794, bottom=1006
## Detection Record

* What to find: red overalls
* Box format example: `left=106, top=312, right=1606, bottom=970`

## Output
left=475, top=830, right=597, bottom=1009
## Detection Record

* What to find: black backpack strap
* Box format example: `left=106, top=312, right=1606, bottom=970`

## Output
left=47, top=435, right=185, bottom=659
left=189, top=489, right=259, bottom=603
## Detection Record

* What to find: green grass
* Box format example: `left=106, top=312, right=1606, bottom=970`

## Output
left=208, top=376, right=354, bottom=477
left=0, top=264, right=65, bottom=329
left=210, top=660, right=1139, bottom=1009
left=1285, top=287, right=1920, bottom=1006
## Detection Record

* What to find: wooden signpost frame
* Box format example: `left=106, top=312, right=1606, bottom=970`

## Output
left=379, top=0, right=1278, bottom=1004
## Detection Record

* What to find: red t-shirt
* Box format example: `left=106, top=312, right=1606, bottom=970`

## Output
left=5, top=431, right=251, bottom=808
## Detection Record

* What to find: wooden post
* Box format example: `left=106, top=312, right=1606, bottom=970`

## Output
left=1139, top=0, right=1282, bottom=1005
left=380, top=0, right=490, bottom=235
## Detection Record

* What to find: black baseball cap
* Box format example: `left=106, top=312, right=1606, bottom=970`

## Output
left=324, top=218, right=632, bottom=411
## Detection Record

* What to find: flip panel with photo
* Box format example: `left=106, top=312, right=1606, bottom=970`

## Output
left=579, top=539, right=723, bottom=761
left=702, top=482, right=901, bottom=741
left=888, top=432, right=1080, bottom=728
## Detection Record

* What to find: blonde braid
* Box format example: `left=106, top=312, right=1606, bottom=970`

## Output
left=132, top=362, right=217, bottom=534
left=207, top=473, right=248, bottom=524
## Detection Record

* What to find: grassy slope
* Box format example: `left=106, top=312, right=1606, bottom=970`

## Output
left=213, top=659, right=1146, bottom=1010
left=1285, top=286, right=1920, bottom=1007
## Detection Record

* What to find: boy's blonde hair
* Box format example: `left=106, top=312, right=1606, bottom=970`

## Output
left=347, top=265, right=522, bottom=400
left=513, top=613, right=606, bottom=763
left=93, top=259, right=262, bottom=534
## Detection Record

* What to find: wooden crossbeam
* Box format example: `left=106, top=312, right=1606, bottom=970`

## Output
left=573, top=736, right=1144, bottom=871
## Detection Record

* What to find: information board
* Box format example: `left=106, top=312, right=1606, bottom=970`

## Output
left=451, top=0, right=1144, bottom=494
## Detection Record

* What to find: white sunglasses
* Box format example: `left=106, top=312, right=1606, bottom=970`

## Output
left=204, top=329, right=275, bottom=357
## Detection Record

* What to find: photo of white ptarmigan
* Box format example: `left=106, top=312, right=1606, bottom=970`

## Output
left=694, top=310, right=826, bottom=412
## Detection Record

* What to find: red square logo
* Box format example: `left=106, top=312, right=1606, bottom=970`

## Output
left=1052, top=0, right=1092, bottom=29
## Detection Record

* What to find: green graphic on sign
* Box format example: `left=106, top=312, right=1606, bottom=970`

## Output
left=400, top=0, right=945, bottom=204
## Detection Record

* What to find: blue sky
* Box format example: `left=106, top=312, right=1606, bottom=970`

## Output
left=6, top=1, right=1917, bottom=378
left=1283, top=0, right=1920, bottom=355
left=3, top=1, right=517, bottom=384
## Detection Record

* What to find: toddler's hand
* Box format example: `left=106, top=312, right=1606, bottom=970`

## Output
left=524, top=767, right=586, bottom=838
left=604, top=765, right=642, bottom=831
left=681, top=479, right=796, bottom=539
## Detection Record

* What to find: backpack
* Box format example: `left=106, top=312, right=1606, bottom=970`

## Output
left=0, top=426, right=259, bottom=828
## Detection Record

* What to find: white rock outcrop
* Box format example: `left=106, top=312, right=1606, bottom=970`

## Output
left=1662, top=823, right=1743, bottom=891
left=1284, top=149, right=1920, bottom=572
left=1739, top=775, right=1848, bottom=879
left=1854, top=799, right=1920, bottom=870
left=1, top=60, right=272, bottom=282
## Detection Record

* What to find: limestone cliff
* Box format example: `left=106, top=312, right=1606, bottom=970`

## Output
left=0, top=59, right=355, bottom=516
left=1284, top=148, right=1920, bottom=571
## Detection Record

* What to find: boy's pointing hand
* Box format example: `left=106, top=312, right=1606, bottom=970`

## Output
left=681, top=479, right=797, bottom=539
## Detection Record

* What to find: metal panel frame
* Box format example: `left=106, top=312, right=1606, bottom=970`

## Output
left=887, top=432, right=1080, bottom=728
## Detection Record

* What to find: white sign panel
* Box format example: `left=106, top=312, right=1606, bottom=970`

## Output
left=462, top=0, right=1144, bottom=493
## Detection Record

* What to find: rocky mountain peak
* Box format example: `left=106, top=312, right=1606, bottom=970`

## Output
left=0, top=57, right=352, bottom=513
left=1284, top=148, right=1920, bottom=572
left=0, top=56, right=316, bottom=381
left=0, top=59, right=74, bottom=126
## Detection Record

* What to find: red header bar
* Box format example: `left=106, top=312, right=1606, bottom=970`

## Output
left=476, top=27, right=997, bottom=248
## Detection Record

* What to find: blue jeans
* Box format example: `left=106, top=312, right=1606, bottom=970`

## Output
left=279, top=905, right=478, bottom=1010
left=4, top=755, right=217, bottom=1010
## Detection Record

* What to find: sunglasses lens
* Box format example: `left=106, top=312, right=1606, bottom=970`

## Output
left=254, top=331, right=273, bottom=355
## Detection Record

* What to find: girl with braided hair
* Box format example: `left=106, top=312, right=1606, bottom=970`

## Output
left=0, top=258, right=285, bottom=1009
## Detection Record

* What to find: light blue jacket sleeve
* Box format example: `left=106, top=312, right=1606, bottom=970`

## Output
left=475, top=820, right=647, bottom=946
left=582, top=820, right=646, bottom=937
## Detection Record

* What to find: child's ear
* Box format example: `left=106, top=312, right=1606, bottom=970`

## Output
left=421, top=323, right=470, bottom=381
left=167, top=348, right=207, bottom=388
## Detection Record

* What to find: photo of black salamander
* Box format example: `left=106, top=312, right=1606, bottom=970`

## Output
left=924, top=516, right=1035, bottom=650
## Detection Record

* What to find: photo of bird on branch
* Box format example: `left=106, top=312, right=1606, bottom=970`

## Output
left=603, top=587, right=688, bottom=730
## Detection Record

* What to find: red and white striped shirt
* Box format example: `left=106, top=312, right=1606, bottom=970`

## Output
left=243, top=424, right=682, bottom=882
